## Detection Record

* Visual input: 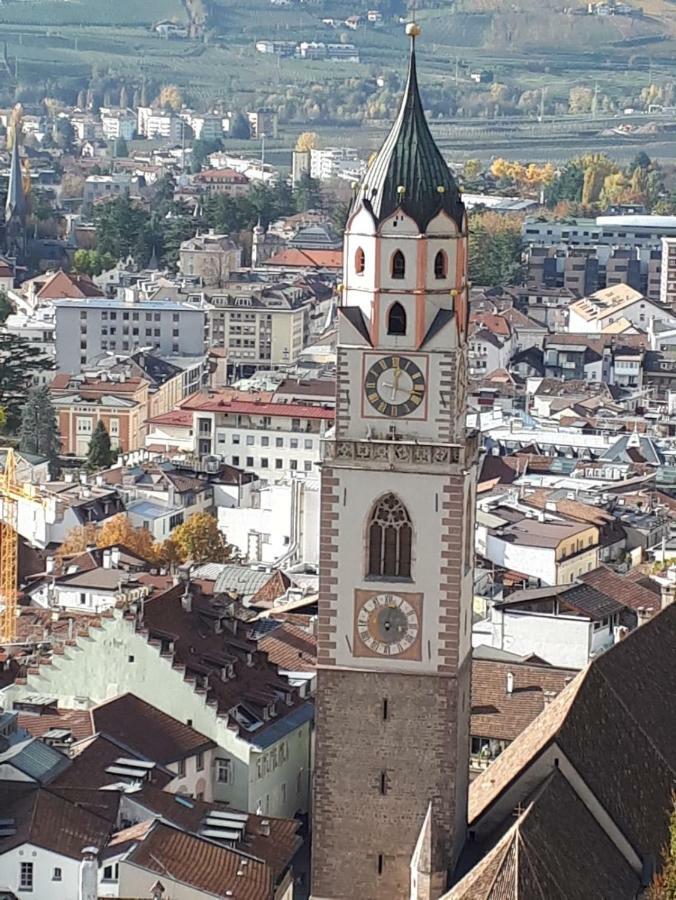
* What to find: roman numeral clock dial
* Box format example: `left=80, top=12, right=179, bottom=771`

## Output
left=353, top=590, right=423, bottom=660
left=364, top=356, right=426, bottom=418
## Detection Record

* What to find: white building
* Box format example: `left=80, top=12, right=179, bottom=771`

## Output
left=100, top=107, right=136, bottom=142
left=219, top=476, right=320, bottom=567
left=310, top=146, right=365, bottom=182
left=660, top=236, right=676, bottom=306
left=54, top=298, right=206, bottom=372
left=472, top=583, right=626, bottom=669
left=137, top=106, right=184, bottom=142
left=189, top=395, right=333, bottom=482
left=567, top=283, right=675, bottom=334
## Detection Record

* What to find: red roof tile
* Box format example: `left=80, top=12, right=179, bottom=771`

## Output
left=263, top=248, right=343, bottom=269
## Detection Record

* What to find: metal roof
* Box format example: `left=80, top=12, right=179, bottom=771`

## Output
left=351, top=35, right=464, bottom=231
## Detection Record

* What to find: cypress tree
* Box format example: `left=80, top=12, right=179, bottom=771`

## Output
left=18, top=385, right=61, bottom=477
left=86, top=420, right=113, bottom=470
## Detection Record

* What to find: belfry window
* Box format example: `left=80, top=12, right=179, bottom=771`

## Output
left=387, top=302, right=406, bottom=336
left=391, top=250, right=406, bottom=280
left=434, top=250, right=447, bottom=279
left=367, top=493, right=412, bottom=579
left=355, top=247, right=365, bottom=275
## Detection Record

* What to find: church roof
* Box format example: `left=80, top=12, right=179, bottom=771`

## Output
left=352, top=32, right=464, bottom=232
left=5, top=132, right=27, bottom=225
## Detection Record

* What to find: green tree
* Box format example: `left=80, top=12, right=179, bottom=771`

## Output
left=0, top=334, right=54, bottom=431
left=72, top=249, right=116, bottom=277
left=94, top=195, right=151, bottom=261
left=53, top=117, right=75, bottom=153
left=86, top=420, right=114, bottom=470
left=0, top=290, right=13, bottom=324
left=228, top=112, right=250, bottom=140
left=545, top=158, right=585, bottom=206
left=294, top=173, right=322, bottom=212
left=469, top=211, right=523, bottom=287
left=648, top=796, right=676, bottom=899
left=18, top=385, right=61, bottom=477
left=191, top=137, right=223, bottom=173
left=114, top=136, right=129, bottom=158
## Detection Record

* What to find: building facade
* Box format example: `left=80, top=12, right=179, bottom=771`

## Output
left=54, top=298, right=206, bottom=372
left=311, top=27, right=477, bottom=900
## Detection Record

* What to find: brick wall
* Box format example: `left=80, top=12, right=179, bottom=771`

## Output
left=312, top=667, right=466, bottom=900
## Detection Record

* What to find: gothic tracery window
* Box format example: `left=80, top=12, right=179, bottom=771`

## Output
left=367, top=493, right=412, bottom=579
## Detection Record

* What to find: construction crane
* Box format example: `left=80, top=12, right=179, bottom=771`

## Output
left=0, top=448, right=19, bottom=644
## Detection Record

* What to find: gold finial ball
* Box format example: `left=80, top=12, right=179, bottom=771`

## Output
left=406, top=22, right=422, bottom=38
left=397, top=185, right=406, bottom=195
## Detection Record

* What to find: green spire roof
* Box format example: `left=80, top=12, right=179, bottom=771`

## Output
left=353, top=34, right=464, bottom=232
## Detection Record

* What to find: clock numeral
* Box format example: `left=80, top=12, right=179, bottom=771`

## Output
left=391, top=357, right=399, bottom=369
left=379, top=359, right=387, bottom=371
left=377, top=402, right=387, bottom=414
left=368, top=392, right=379, bottom=403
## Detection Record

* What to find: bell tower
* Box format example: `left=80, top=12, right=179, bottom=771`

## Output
left=311, top=24, right=477, bottom=900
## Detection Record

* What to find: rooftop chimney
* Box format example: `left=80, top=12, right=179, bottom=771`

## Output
left=45, top=556, right=55, bottom=575
left=181, top=587, right=192, bottom=614
left=260, top=819, right=271, bottom=837
left=111, top=546, right=121, bottom=568
left=78, top=847, right=98, bottom=900
left=506, top=672, right=514, bottom=695
left=102, top=549, right=112, bottom=569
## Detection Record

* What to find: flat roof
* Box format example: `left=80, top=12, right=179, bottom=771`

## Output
left=53, top=299, right=203, bottom=312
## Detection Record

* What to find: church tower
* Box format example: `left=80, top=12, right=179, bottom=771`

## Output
left=311, top=25, right=477, bottom=900
left=4, top=126, right=27, bottom=261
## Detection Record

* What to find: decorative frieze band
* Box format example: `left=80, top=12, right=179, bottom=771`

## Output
left=322, top=432, right=479, bottom=467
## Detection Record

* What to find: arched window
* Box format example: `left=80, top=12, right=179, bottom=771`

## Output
left=367, top=494, right=412, bottom=579
left=391, top=250, right=406, bottom=280
left=434, top=250, right=447, bottom=280
left=355, top=247, right=365, bottom=275
left=387, top=302, right=407, bottom=336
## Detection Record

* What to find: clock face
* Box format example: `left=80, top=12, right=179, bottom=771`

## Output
left=364, top=355, right=426, bottom=418
left=356, top=592, right=420, bottom=657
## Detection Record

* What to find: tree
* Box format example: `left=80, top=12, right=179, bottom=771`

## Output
left=191, top=137, right=223, bottom=173
left=228, top=112, right=250, bottom=140
left=469, top=211, right=523, bottom=287
left=0, top=334, right=54, bottom=431
left=54, top=117, right=75, bottom=153
left=94, top=195, right=151, bottom=261
left=18, top=386, right=61, bottom=476
left=294, top=173, right=322, bottom=212
left=0, top=290, right=12, bottom=324
left=97, top=514, right=156, bottom=561
left=0, top=406, right=6, bottom=431
left=157, top=84, right=183, bottom=111
left=168, top=512, right=233, bottom=564
left=72, top=249, right=116, bottom=277
left=648, top=796, right=676, bottom=899
left=86, top=421, right=114, bottom=470
left=55, top=522, right=99, bottom=561
left=295, top=131, right=319, bottom=152
left=114, top=136, right=129, bottom=158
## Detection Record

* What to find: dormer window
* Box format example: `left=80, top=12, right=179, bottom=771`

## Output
left=434, top=250, right=447, bottom=279
left=387, top=302, right=407, bottom=336
left=391, top=250, right=406, bottom=280
left=355, top=247, right=365, bottom=275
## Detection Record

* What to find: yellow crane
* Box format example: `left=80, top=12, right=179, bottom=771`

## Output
left=0, top=448, right=19, bottom=644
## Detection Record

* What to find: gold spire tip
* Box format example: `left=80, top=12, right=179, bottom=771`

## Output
left=406, top=22, right=422, bottom=38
